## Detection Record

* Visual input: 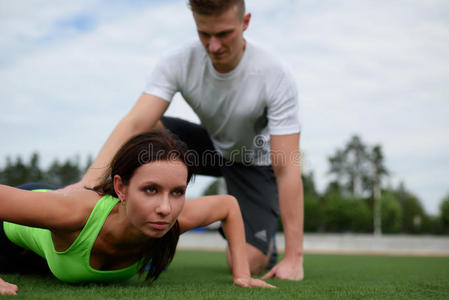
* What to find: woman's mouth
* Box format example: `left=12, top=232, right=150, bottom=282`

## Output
left=149, top=222, right=170, bottom=230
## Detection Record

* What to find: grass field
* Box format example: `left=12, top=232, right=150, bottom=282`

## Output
left=1, top=251, right=449, bottom=299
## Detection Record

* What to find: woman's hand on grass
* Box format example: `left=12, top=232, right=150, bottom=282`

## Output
left=234, top=277, right=276, bottom=288
left=0, top=277, right=18, bottom=296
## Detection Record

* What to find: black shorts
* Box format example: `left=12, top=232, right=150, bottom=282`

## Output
left=0, top=183, right=57, bottom=274
left=161, top=117, right=279, bottom=255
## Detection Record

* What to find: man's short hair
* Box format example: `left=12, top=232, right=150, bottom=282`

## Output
left=188, top=0, right=245, bottom=19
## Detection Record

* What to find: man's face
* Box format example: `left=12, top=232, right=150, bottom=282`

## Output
left=193, top=6, right=250, bottom=73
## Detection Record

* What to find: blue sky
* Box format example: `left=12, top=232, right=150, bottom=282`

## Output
left=1, top=0, right=448, bottom=214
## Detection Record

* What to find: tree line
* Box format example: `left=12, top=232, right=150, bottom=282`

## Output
left=0, top=153, right=91, bottom=188
left=204, top=135, right=449, bottom=235
left=1, top=136, right=449, bottom=234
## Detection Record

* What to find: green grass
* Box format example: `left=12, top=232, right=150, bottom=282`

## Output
left=2, top=251, right=449, bottom=299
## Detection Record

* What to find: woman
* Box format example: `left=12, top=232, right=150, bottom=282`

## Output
left=0, top=130, right=274, bottom=295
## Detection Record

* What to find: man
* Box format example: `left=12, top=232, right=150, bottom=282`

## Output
left=64, top=0, right=303, bottom=280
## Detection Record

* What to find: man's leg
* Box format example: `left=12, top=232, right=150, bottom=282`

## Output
left=267, top=231, right=278, bottom=269
left=158, top=117, right=279, bottom=273
left=0, top=222, right=49, bottom=274
left=221, top=163, right=279, bottom=275
left=16, top=183, right=59, bottom=191
left=157, top=116, right=223, bottom=176
left=225, top=243, right=271, bottom=275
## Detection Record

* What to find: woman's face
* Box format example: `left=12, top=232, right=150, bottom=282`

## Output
left=117, top=159, right=188, bottom=239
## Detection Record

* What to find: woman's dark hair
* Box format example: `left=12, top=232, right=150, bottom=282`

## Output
left=88, top=129, right=193, bottom=282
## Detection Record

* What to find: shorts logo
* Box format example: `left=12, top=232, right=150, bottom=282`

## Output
left=254, top=230, right=267, bottom=242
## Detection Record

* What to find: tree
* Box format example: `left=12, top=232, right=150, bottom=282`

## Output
left=395, top=183, right=426, bottom=233
left=28, top=153, right=44, bottom=183
left=367, top=145, right=389, bottom=235
left=440, top=193, right=449, bottom=234
left=321, top=191, right=371, bottom=233
left=0, top=153, right=89, bottom=188
left=302, top=172, right=321, bottom=232
left=0, top=156, right=28, bottom=186
left=328, top=135, right=389, bottom=235
left=328, top=135, right=371, bottom=198
left=380, top=190, right=402, bottom=233
left=0, top=153, right=44, bottom=186
left=302, top=171, right=319, bottom=197
left=44, top=158, right=82, bottom=187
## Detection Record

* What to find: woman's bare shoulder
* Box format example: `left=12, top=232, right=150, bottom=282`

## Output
left=51, top=189, right=102, bottom=230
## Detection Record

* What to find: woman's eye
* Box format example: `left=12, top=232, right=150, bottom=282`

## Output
left=172, top=189, right=185, bottom=197
left=144, top=186, right=157, bottom=194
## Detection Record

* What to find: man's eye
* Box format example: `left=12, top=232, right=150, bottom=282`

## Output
left=217, top=32, right=229, bottom=38
left=199, top=32, right=210, bottom=38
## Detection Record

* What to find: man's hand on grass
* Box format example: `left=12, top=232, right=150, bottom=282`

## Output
left=262, top=256, right=304, bottom=281
left=234, top=277, right=276, bottom=288
left=0, top=277, right=18, bottom=296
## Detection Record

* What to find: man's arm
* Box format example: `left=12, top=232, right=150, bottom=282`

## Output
left=263, top=133, right=304, bottom=281
left=61, top=93, right=169, bottom=191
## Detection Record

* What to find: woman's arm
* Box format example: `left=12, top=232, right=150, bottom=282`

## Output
left=177, top=195, right=275, bottom=288
left=0, top=185, right=89, bottom=230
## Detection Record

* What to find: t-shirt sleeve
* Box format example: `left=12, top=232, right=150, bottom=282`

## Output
left=143, top=55, right=179, bottom=102
left=267, top=70, right=301, bottom=135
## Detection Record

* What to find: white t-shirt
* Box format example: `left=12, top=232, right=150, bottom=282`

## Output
left=144, top=41, right=300, bottom=166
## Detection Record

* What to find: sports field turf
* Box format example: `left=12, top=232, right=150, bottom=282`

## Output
left=1, top=251, right=449, bottom=299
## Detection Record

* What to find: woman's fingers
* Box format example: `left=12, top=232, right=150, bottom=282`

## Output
left=249, top=278, right=276, bottom=288
left=0, top=278, right=18, bottom=296
left=234, top=277, right=276, bottom=288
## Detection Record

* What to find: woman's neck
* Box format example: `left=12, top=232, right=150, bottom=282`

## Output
left=102, top=203, right=149, bottom=250
left=89, top=203, right=148, bottom=271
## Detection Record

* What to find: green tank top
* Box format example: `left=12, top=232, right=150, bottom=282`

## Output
left=3, top=192, right=139, bottom=283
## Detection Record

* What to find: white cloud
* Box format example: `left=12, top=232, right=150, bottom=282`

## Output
left=1, top=0, right=448, bottom=213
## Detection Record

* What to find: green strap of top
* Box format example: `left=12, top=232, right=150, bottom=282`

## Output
left=4, top=192, right=139, bottom=283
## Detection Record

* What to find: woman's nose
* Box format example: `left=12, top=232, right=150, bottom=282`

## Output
left=156, top=194, right=171, bottom=215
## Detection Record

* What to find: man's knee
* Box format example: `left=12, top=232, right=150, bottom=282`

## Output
left=246, top=243, right=270, bottom=275
left=226, top=243, right=270, bottom=275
